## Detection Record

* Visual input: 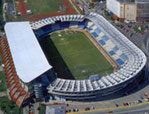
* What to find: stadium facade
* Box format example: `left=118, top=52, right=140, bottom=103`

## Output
left=0, top=13, right=147, bottom=107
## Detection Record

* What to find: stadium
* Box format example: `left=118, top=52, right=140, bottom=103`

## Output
left=0, top=12, right=147, bottom=107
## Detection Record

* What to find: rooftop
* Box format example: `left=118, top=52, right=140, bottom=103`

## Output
left=5, top=22, right=52, bottom=83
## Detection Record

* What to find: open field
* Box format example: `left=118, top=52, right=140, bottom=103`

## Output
left=18, top=0, right=75, bottom=21
left=27, top=0, right=66, bottom=16
left=40, top=30, right=113, bottom=80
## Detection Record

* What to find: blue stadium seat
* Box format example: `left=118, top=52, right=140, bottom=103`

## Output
left=113, top=46, right=119, bottom=52
left=78, top=25, right=85, bottom=29
left=92, top=32, right=99, bottom=38
left=102, top=35, right=109, bottom=41
left=78, top=21, right=85, bottom=29
left=34, top=29, right=45, bottom=38
left=41, top=75, right=50, bottom=85
left=95, top=28, right=101, bottom=34
left=120, top=53, right=128, bottom=61
left=109, top=51, right=115, bottom=56
left=89, top=75, right=100, bottom=81
left=41, top=25, right=53, bottom=35
left=116, top=58, right=124, bottom=66
left=42, top=25, right=51, bottom=32
left=85, top=20, right=90, bottom=26
left=87, top=27, right=92, bottom=31
left=78, top=21, right=85, bottom=25
left=98, top=40, right=105, bottom=46
left=70, top=22, right=78, bottom=27
left=51, top=23, right=60, bottom=31
left=60, top=22, right=70, bottom=29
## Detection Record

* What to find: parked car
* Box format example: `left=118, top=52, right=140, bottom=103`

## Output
left=108, top=111, right=113, bottom=113
left=123, top=102, right=128, bottom=106
left=73, top=109, right=76, bottom=112
left=68, top=109, right=71, bottom=112
left=91, top=106, right=95, bottom=110
left=115, top=104, right=119, bottom=107
left=85, top=107, right=90, bottom=111
left=75, top=108, right=79, bottom=112
left=138, top=100, right=142, bottom=103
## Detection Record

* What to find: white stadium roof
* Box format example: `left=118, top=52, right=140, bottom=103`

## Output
left=5, top=22, right=52, bottom=83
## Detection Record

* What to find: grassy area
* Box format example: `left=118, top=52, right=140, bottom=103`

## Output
left=5, top=0, right=14, bottom=3
left=0, top=45, right=21, bottom=114
left=39, top=104, right=45, bottom=114
left=0, top=50, right=7, bottom=92
left=104, top=10, right=114, bottom=21
left=0, top=71, right=7, bottom=92
left=0, top=0, right=4, bottom=31
left=0, top=0, right=2, bottom=18
left=40, top=31, right=113, bottom=80
left=133, top=26, right=145, bottom=34
left=5, top=14, right=27, bottom=22
left=27, top=0, right=66, bottom=16
left=0, top=96, right=23, bottom=114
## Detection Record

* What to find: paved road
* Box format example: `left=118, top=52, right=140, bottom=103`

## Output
left=85, top=103, right=149, bottom=114
left=67, top=101, right=149, bottom=114
left=69, top=0, right=80, bottom=14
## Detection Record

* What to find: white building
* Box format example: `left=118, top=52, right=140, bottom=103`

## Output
left=106, top=0, right=125, bottom=19
left=106, top=0, right=137, bottom=22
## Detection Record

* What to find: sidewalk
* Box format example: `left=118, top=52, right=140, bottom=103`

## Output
left=0, top=91, right=7, bottom=97
left=0, top=66, right=4, bottom=71
left=0, top=109, right=4, bottom=114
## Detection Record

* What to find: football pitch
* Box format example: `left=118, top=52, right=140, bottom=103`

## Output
left=40, top=31, right=113, bottom=80
left=27, top=0, right=66, bottom=15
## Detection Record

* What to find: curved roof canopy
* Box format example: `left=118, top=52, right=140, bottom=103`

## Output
left=5, top=22, right=52, bottom=83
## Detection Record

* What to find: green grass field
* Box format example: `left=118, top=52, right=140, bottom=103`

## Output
left=27, top=0, right=66, bottom=16
left=40, top=31, right=113, bottom=80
